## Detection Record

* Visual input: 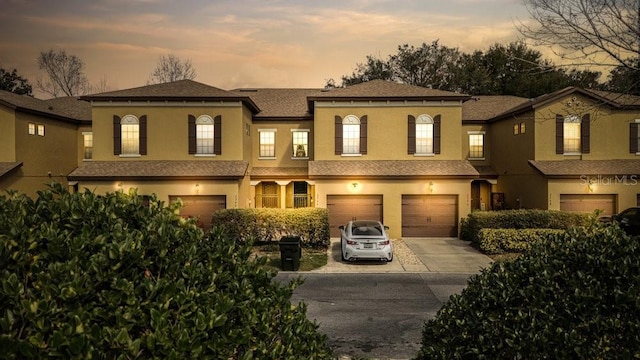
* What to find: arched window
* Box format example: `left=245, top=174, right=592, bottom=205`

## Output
left=415, top=114, right=434, bottom=154
left=196, top=115, right=214, bottom=154
left=342, top=115, right=360, bottom=154
left=121, top=115, right=139, bottom=155
left=564, top=115, right=581, bottom=153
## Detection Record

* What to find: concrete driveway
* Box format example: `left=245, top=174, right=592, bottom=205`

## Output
left=309, top=237, right=493, bottom=274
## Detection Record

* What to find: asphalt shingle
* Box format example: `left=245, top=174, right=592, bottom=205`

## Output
left=68, top=160, right=249, bottom=180
left=529, top=159, right=640, bottom=177
left=308, top=160, right=479, bottom=178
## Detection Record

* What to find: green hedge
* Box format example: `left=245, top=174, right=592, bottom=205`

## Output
left=211, top=208, right=330, bottom=248
left=0, top=184, right=332, bottom=359
left=477, top=228, right=566, bottom=254
left=460, top=209, right=593, bottom=245
left=417, top=225, right=640, bottom=359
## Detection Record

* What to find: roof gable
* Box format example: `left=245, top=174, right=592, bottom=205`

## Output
left=0, top=90, right=88, bottom=123
left=232, top=88, right=322, bottom=119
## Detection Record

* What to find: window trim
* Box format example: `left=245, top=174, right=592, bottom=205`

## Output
left=195, top=115, right=215, bottom=155
left=258, top=128, right=277, bottom=159
left=342, top=115, right=361, bottom=155
left=37, top=124, right=45, bottom=137
left=632, top=119, right=640, bottom=155
left=28, top=122, right=36, bottom=135
left=563, top=115, right=581, bottom=155
left=120, top=114, right=140, bottom=156
left=468, top=131, right=485, bottom=160
left=82, top=131, right=93, bottom=161
left=291, top=129, right=310, bottom=159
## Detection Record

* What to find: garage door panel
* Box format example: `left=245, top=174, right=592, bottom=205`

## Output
left=327, top=195, right=382, bottom=237
left=402, top=195, right=458, bottom=237
left=169, top=195, right=226, bottom=231
left=560, top=194, right=616, bottom=216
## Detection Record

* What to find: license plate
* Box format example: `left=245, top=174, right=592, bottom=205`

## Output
left=364, top=243, right=373, bottom=249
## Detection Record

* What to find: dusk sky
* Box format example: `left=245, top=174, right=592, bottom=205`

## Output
left=0, top=0, right=532, bottom=98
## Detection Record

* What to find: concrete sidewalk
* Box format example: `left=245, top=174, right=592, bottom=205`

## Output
left=309, top=237, right=493, bottom=274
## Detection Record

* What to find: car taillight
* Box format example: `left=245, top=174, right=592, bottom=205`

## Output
left=346, top=240, right=358, bottom=245
left=379, top=240, right=389, bottom=246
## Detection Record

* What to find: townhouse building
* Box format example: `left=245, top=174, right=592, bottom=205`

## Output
left=0, top=90, right=90, bottom=197
left=3, top=80, right=640, bottom=238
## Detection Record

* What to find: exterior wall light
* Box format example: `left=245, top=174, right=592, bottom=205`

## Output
left=429, top=181, right=434, bottom=194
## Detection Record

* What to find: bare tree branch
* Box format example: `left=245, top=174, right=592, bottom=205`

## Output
left=147, top=54, right=197, bottom=84
left=36, top=49, right=90, bottom=97
left=517, top=0, right=640, bottom=70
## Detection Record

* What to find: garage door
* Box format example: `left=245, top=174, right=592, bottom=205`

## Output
left=402, top=195, right=458, bottom=237
left=169, top=195, right=226, bottom=231
left=559, top=194, right=616, bottom=216
left=327, top=195, right=383, bottom=237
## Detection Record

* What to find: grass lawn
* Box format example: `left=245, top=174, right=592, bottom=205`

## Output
left=251, top=243, right=328, bottom=271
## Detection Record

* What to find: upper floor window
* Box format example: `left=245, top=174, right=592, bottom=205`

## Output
left=113, top=114, right=146, bottom=156
left=83, top=132, right=93, bottom=160
left=408, top=114, right=441, bottom=155
left=292, top=130, right=309, bottom=158
left=556, top=114, right=590, bottom=155
left=334, top=115, right=367, bottom=156
left=468, top=131, right=485, bottom=159
left=415, top=114, right=434, bottom=155
left=28, top=123, right=36, bottom=135
left=630, top=120, right=640, bottom=154
left=259, top=129, right=276, bottom=158
left=121, top=115, right=139, bottom=155
left=189, top=114, right=221, bottom=155
left=37, top=124, right=45, bottom=137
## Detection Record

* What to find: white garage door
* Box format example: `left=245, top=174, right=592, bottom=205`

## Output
left=327, top=195, right=383, bottom=237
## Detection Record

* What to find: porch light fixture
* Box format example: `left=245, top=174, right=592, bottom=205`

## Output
left=429, top=181, right=434, bottom=194
left=349, top=182, right=361, bottom=192
left=195, top=183, right=200, bottom=194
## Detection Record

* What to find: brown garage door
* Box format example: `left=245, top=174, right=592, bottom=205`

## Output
left=327, top=195, right=383, bottom=237
left=402, top=195, right=458, bottom=237
left=559, top=194, right=616, bottom=216
left=169, top=195, right=226, bottom=231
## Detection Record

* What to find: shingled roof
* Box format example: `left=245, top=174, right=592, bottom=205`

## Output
left=68, top=160, right=248, bottom=180
left=81, top=79, right=260, bottom=113
left=232, top=88, right=321, bottom=119
left=462, top=95, right=530, bottom=122
left=309, top=80, right=470, bottom=103
left=0, top=90, right=89, bottom=123
left=529, top=159, right=640, bottom=177
left=0, top=162, right=22, bottom=178
left=250, top=167, right=310, bottom=178
left=309, top=160, right=479, bottom=178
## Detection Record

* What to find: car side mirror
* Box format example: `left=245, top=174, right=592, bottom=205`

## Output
left=339, top=225, right=345, bottom=230
left=384, top=226, right=389, bottom=230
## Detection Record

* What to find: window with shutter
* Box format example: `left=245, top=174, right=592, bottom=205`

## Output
left=631, top=122, right=640, bottom=154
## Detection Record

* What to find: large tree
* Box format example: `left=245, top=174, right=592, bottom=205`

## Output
left=0, top=67, right=33, bottom=96
left=605, top=59, right=640, bottom=95
left=36, top=49, right=90, bottom=97
left=147, top=54, right=197, bottom=84
left=518, top=0, right=640, bottom=71
left=390, top=41, right=462, bottom=89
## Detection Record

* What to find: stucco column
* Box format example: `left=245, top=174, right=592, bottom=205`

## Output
left=276, top=180, right=290, bottom=209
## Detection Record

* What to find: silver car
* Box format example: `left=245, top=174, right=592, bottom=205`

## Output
left=339, top=220, right=393, bottom=262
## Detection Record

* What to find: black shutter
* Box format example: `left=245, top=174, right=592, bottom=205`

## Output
left=214, top=115, right=222, bottom=155
left=433, top=115, right=441, bottom=154
left=408, top=115, right=416, bottom=154
left=581, top=114, right=590, bottom=154
left=139, top=115, right=147, bottom=155
left=335, top=116, right=342, bottom=155
left=556, top=114, right=564, bottom=154
left=631, top=123, right=639, bottom=153
left=113, top=115, right=121, bottom=155
left=360, top=115, right=367, bottom=155
left=188, top=115, right=196, bottom=154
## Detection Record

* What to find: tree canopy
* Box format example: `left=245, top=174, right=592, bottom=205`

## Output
left=331, top=41, right=603, bottom=98
left=0, top=67, right=32, bottom=96
left=36, top=49, right=91, bottom=98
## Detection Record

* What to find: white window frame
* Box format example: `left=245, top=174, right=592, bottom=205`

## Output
left=82, top=131, right=93, bottom=160
left=292, top=129, right=309, bottom=159
left=195, top=115, right=214, bottom=155
left=259, top=129, right=276, bottom=159
left=415, top=114, right=434, bottom=156
left=563, top=115, right=581, bottom=154
left=468, top=131, right=485, bottom=160
left=342, top=115, right=360, bottom=155
left=120, top=114, right=140, bottom=156
left=37, top=124, right=45, bottom=137
left=28, top=123, right=36, bottom=135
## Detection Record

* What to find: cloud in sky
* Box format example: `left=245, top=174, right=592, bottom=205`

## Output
left=0, top=0, right=530, bottom=97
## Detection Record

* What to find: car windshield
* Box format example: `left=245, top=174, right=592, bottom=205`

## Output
left=351, top=224, right=383, bottom=236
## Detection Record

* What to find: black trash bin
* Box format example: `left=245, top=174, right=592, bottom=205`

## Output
left=279, top=236, right=302, bottom=271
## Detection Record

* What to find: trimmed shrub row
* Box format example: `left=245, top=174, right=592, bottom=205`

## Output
left=477, top=228, right=565, bottom=254
left=0, top=184, right=332, bottom=359
left=211, top=208, right=330, bottom=248
left=460, top=209, right=593, bottom=245
left=418, top=225, right=640, bottom=359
